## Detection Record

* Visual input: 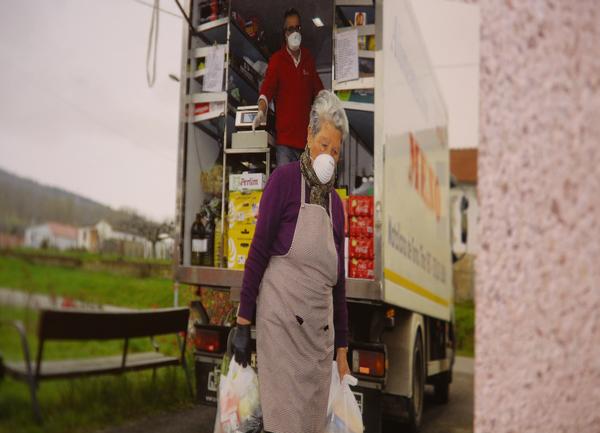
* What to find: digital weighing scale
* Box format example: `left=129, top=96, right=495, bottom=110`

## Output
left=231, top=105, right=274, bottom=149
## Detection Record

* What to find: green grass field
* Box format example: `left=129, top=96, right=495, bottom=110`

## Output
left=8, top=246, right=171, bottom=266
left=0, top=252, right=475, bottom=432
left=0, top=255, right=197, bottom=433
left=0, top=255, right=192, bottom=309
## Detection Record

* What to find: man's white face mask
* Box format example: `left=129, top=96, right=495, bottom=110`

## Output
left=287, top=31, right=302, bottom=51
left=312, top=153, right=336, bottom=184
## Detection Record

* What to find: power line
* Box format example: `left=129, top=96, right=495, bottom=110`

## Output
left=131, top=0, right=183, bottom=19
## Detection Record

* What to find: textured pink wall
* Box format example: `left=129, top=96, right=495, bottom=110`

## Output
left=473, top=0, right=600, bottom=431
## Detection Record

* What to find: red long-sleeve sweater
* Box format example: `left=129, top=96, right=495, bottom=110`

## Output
left=259, top=46, right=324, bottom=150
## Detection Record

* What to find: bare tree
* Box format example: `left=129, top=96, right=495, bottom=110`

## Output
left=115, top=209, right=174, bottom=259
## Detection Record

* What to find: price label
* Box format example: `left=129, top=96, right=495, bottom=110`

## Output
left=192, top=239, right=208, bottom=253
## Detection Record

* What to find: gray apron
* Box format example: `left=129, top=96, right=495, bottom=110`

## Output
left=256, top=174, right=338, bottom=433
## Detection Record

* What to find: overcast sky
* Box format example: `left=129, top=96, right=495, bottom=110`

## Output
left=0, top=0, right=479, bottom=222
left=0, top=0, right=184, bottom=222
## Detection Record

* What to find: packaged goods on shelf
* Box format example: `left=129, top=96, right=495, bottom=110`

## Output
left=227, top=236, right=253, bottom=270
left=348, top=258, right=374, bottom=280
left=349, top=237, right=374, bottom=260
left=229, top=173, right=266, bottom=192
left=227, top=191, right=262, bottom=270
left=336, top=88, right=374, bottom=104
left=197, top=0, right=228, bottom=25
left=349, top=215, right=374, bottom=238
left=228, top=221, right=255, bottom=240
left=336, top=188, right=349, bottom=236
left=231, top=55, right=263, bottom=88
left=227, top=191, right=262, bottom=225
left=348, top=196, right=374, bottom=217
left=200, top=165, right=226, bottom=196
left=191, top=209, right=214, bottom=267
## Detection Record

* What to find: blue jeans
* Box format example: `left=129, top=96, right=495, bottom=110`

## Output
left=276, top=145, right=303, bottom=166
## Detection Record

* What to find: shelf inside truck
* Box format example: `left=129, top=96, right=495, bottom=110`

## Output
left=195, top=17, right=228, bottom=45
left=340, top=101, right=374, bottom=112
left=224, top=147, right=270, bottom=154
left=333, top=76, right=375, bottom=91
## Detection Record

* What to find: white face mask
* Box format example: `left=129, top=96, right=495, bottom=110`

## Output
left=312, top=153, right=336, bottom=184
left=287, top=31, right=302, bottom=51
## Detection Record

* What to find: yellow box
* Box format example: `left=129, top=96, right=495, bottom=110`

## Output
left=228, top=191, right=262, bottom=225
left=228, top=221, right=256, bottom=240
left=336, top=187, right=348, bottom=200
left=227, top=236, right=253, bottom=270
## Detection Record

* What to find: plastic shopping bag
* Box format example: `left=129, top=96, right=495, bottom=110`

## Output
left=214, top=357, right=263, bottom=433
left=326, top=361, right=364, bottom=433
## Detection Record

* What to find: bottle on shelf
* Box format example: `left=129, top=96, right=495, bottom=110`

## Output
left=204, top=209, right=215, bottom=266
left=191, top=207, right=214, bottom=267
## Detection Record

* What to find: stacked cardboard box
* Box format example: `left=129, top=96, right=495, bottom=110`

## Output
left=229, top=173, right=266, bottom=192
left=348, top=196, right=375, bottom=280
left=227, top=191, right=262, bottom=270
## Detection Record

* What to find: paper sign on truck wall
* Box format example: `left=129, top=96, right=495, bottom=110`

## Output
left=335, top=28, right=359, bottom=82
left=203, top=45, right=225, bottom=92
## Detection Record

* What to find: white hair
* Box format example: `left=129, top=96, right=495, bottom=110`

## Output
left=308, top=90, right=349, bottom=143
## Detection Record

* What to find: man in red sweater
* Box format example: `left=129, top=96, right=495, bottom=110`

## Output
left=252, top=8, right=324, bottom=166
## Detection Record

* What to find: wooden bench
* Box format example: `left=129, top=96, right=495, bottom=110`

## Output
left=0, top=307, right=191, bottom=422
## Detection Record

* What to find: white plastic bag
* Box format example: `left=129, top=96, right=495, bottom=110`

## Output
left=326, top=361, right=364, bottom=433
left=214, top=358, right=262, bottom=433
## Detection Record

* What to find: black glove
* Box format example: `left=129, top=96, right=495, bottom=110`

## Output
left=233, top=324, right=251, bottom=367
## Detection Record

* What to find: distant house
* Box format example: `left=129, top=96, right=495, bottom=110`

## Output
left=78, top=220, right=157, bottom=259
left=450, top=149, right=478, bottom=302
left=154, top=236, right=175, bottom=261
left=0, top=233, right=23, bottom=249
left=450, top=148, right=478, bottom=254
left=24, top=222, right=79, bottom=250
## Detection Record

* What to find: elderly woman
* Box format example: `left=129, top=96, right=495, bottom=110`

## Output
left=233, top=90, right=350, bottom=433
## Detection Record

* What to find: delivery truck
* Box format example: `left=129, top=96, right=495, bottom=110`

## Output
left=172, top=0, right=454, bottom=431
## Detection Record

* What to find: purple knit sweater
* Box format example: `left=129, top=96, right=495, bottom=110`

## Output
left=238, top=161, right=349, bottom=348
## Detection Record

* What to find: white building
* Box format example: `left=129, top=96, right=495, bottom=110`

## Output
left=78, top=220, right=174, bottom=259
left=78, top=220, right=151, bottom=256
left=450, top=149, right=479, bottom=255
left=154, top=235, right=175, bottom=261
left=24, top=222, right=79, bottom=250
left=449, top=149, right=478, bottom=301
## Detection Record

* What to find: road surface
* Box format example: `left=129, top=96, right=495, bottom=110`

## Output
left=99, top=362, right=473, bottom=433
left=385, top=371, right=474, bottom=433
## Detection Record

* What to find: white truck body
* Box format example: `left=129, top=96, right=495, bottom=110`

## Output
left=377, top=0, right=451, bottom=321
left=173, top=0, right=468, bottom=430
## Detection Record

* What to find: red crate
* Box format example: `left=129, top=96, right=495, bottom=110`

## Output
left=342, top=198, right=349, bottom=236
left=349, top=237, right=374, bottom=259
left=349, top=196, right=374, bottom=217
left=349, top=216, right=374, bottom=238
left=348, top=258, right=374, bottom=280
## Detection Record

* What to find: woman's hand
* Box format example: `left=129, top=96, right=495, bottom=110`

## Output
left=336, top=347, right=350, bottom=381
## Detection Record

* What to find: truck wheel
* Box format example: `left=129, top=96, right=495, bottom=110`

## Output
left=433, top=371, right=450, bottom=404
left=407, top=331, right=424, bottom=432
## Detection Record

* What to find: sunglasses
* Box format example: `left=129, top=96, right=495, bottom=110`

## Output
left=284, top=25, right=302, bottom=34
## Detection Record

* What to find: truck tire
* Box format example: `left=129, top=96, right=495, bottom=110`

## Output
left=433, top=371, right=450, bottom=404
left=407, top=331, right=424, bottom=432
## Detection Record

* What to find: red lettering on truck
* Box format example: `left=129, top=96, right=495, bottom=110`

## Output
left=408, top=133, right=441, bottom=221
